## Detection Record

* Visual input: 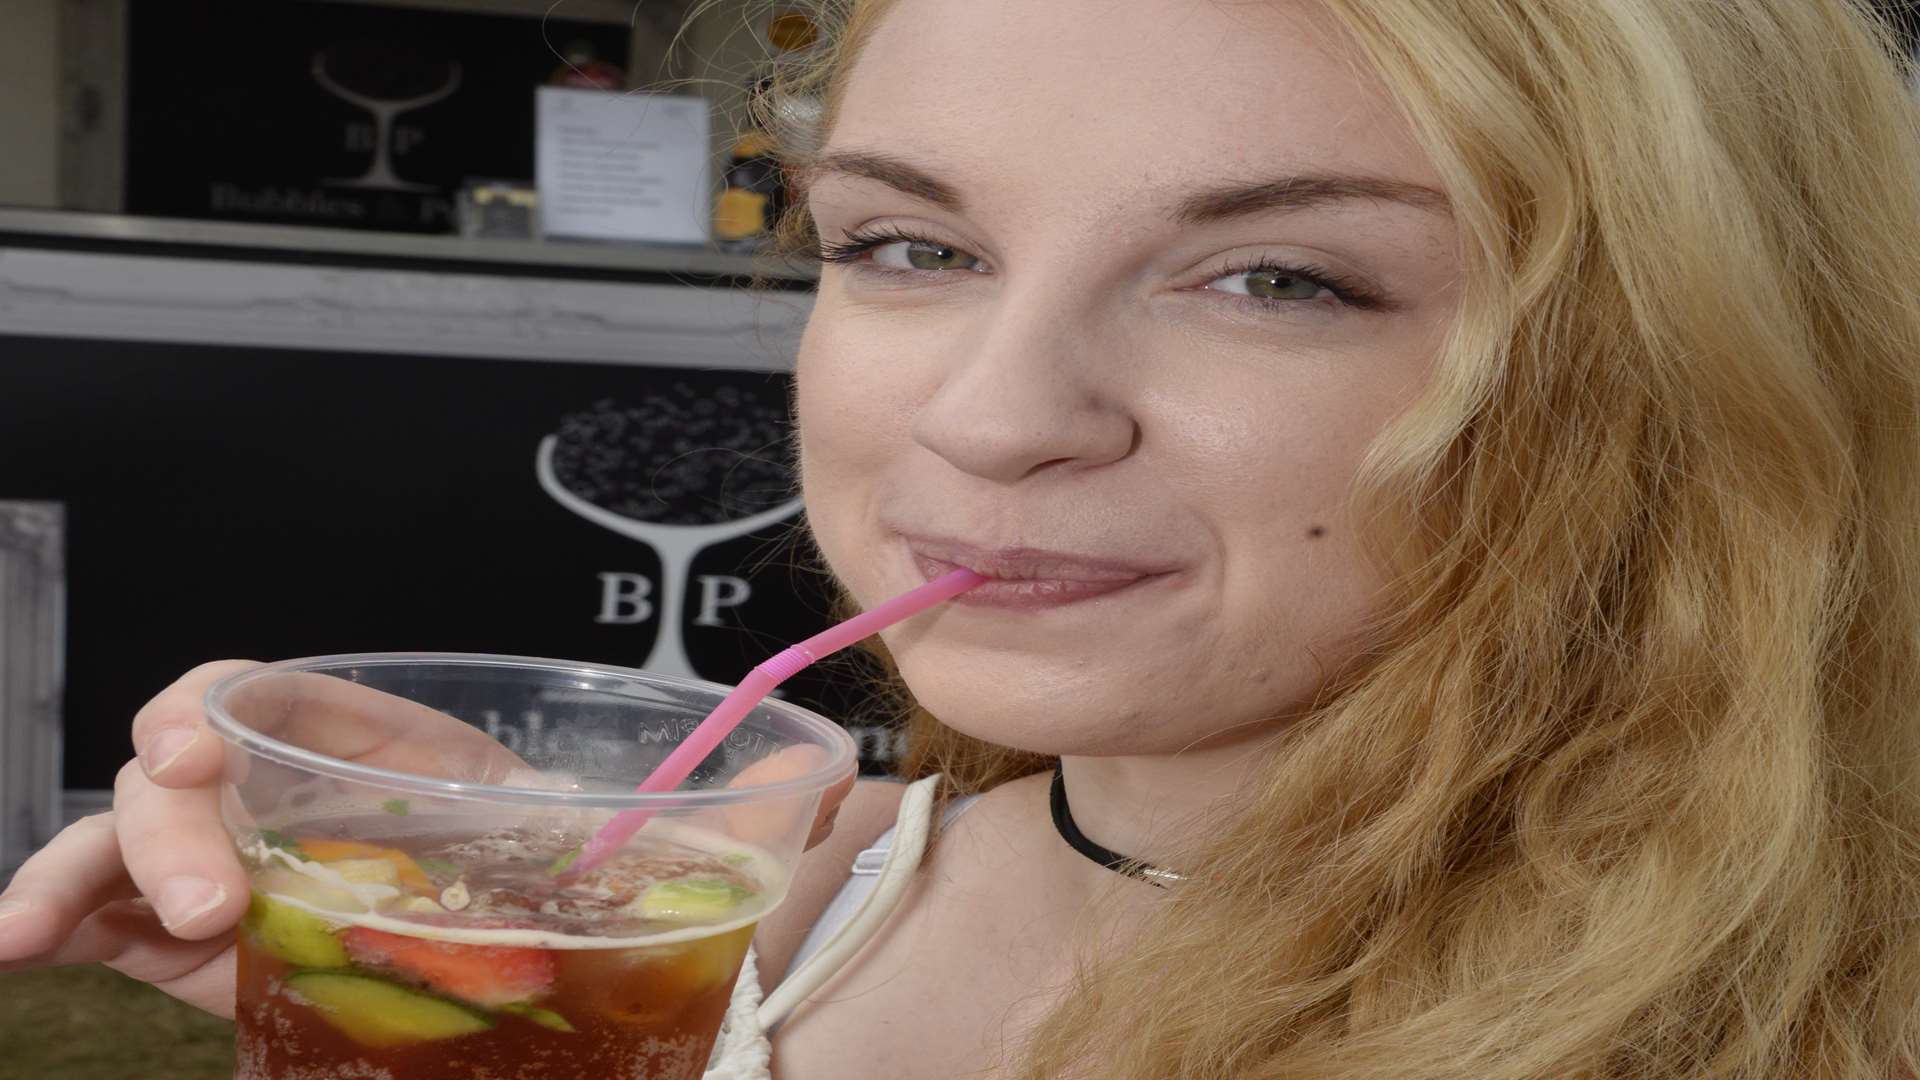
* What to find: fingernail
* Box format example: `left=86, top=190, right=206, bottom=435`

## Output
left=139, top=728, right=197, bottom=779
left=0, top=899, right=28, bottom=921
left=156, top=876, right=225, bottom=930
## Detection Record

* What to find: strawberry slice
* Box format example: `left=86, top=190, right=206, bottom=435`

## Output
left=341, top=927, right=555, bottom=1008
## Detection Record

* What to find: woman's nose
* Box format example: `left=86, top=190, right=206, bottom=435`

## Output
left=909, top=305, right=1139, bottom=485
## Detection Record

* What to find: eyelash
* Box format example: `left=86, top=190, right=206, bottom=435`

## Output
left=815, top=227, right=1389, bottom=313
left=816, top=226, right=965, bottom=271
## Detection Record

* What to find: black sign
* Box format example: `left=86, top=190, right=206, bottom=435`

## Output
left=125, top=1, right=631, bottom=233
left=0, top=333, right=901, bottom=790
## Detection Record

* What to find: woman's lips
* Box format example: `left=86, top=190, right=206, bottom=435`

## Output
left=905, top=540, right=1179, bottom=611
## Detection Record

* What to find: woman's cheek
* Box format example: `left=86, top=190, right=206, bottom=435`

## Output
left=792, top=321, right=887, bottom=604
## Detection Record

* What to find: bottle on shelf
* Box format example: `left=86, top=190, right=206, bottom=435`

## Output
left=713, top=79, right=787, bottom=252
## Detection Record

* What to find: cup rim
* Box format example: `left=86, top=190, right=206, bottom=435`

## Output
left=204, top=652, right=861, bottom=809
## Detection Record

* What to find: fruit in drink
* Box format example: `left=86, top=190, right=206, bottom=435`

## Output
left=341, top=926, right=557, bottom=1007
left=284, top=971, right=493, bottom=1047
left=242, top=895, right=349, bottom=968
left=641, top=878, right=756, bottom=922
left=501, top=1002, right=577, bottom=1032
left=295, top=838, right=436, bottom=892
left=233, top=819, right=770, bottom=1079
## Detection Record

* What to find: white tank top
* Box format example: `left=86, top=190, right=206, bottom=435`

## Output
left=703, top=775, right=977, bottom=1079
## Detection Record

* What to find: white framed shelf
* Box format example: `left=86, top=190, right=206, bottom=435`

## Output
left=0, top=208, right=816, bottom=286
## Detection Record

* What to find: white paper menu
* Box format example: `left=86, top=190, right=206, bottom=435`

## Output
left=535, top=88, right=712, bottom=245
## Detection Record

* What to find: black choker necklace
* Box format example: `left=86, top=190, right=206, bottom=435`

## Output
left=1049, top=766, right=1187, bottom=888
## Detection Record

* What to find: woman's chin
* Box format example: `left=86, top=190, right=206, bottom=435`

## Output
left=888, top=650, right=1139, bottom=756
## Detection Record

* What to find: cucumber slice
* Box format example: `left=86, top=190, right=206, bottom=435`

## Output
left=243, top=894, right=348, bottom=969
left=638, top=878, right=754, bottom=923
left=501, top=1003, right=576, bottom=1033
left=285, top=972, right=492, bottom=1048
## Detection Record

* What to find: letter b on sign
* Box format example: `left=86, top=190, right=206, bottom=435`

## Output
left=595, top=572, right=654, bottom=624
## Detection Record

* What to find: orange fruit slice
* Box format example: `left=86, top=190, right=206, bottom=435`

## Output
left=297, top=839, right=436, bottom=894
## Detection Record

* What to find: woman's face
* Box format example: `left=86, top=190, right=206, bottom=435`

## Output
left=796, top=0, right=1462, bottom=757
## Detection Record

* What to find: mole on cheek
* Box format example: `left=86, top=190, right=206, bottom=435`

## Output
left=1307, top=526, right=1328, bottom=539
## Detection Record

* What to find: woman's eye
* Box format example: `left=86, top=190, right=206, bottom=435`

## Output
left=872, top=239, right=983, bottom=272
left=1206, top=268, right=1332, bottom=302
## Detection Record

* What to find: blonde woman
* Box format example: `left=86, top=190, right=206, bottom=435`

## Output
left=8, top=0, right=1920, bottom=1076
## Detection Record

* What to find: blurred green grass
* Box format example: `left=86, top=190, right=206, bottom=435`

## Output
left=0, top=965, right=232, bottom=1079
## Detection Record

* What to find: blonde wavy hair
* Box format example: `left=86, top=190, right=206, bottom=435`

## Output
left=728, top=0, right=1920, bottom=1075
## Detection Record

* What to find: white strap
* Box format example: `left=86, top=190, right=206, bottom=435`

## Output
left=756, top=773, right=942, bottom=1028
left=702, top=945, right=771, bottom=1078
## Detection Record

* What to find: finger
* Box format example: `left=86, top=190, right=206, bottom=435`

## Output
left=0, top=813, right=140, bottom=964
left=6, top=897, right=221, bottom=974
left=735, top=744, right=853, bottom=788
left=212, top=669, right=535, bottom=784
left=83, top=901, right=237, bottom=1008
left=1, top=898, right=239, bottom=1019
left=721, top=746, right=854, bottom=850
left=141, top=940, right=238, bottom=1021
left=131, top=660, right=260, bottom=788
left=805, top=766, right=858, bottom=852
left=136, top=661, right=533, bottom=789
left=113, top=760, right=250, bottom=940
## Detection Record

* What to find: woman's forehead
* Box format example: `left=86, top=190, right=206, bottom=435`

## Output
left=828, top=0, right=1441, bottom=208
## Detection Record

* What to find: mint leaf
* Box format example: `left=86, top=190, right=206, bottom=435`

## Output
left=416, top=858, right=461, bottom=880
left=259, top=830, right=306, bottom=857
left=381, top=799, right=411, bottom=816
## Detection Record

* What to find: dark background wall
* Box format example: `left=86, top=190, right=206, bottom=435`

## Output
left=0, top=332, right=897, bottom=789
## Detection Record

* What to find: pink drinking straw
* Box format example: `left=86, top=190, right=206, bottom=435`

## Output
left=566, top=567, right=987, bottom=876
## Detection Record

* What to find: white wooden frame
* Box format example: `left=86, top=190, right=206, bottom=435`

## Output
left=0, top=503, right=64, bottom=877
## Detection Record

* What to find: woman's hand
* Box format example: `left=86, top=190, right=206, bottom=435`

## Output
left=0, top=661, right=262, bottom=1017
left=0, top=657, right=537, bottom=1016
left=725, top=744, right=860, bottom=851
left=0, top=659, right=860, bottom=1019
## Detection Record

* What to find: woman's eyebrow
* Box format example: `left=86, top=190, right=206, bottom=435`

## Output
left=801, top=150, right=1451, bottom=220
left=801, top=151, right=967, bottom=211
left=1174, top=175, right=1451, bottom=223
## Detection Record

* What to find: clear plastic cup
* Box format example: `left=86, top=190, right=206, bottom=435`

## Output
left=204, top=652, right=857, bottom=1080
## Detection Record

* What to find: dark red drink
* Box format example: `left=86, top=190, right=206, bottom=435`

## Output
left=231, top=821, right=769, bottom=1079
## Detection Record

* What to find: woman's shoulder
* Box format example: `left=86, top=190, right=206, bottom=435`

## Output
left=752, top=778, right=912, bottom=990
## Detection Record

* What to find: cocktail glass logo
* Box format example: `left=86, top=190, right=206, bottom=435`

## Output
left=536, top=389, right=803, bottom=679
left=310, top=43, right=463, bottom=191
